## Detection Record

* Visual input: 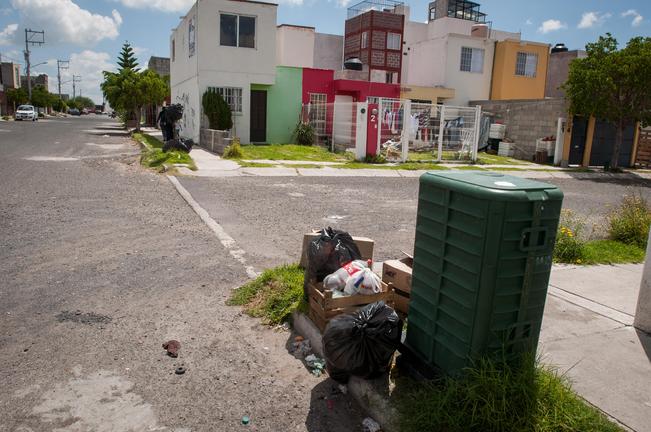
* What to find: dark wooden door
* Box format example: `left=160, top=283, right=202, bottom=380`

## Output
left=590, top=120, right=635, bottom=168
left=250, top=90, right=267, bottom=143
left=569, top=116, right=588, bottom=165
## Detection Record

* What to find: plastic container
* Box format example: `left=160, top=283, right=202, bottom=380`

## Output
left=405, top=172, right=564, bottom=375
left=323, top=260, right=369, bottom=292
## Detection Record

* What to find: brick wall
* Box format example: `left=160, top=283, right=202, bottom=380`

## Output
left=470, top=98, right=568, bottom=161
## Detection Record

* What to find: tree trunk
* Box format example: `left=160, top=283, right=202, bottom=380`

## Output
left=134, top=108, right=142, bottom=133
left=611, top=118, right=623, bottom=170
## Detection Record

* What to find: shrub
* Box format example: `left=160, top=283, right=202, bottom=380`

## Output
left=364, top=154, right=387, bottom=164
left=223, top=137, right=243, bottom=159
left=554, top=210, right=586, bottom=264
left=294, top=121, right=315, bottom=146
left=202, top=89, right=233, bottom=130
left=608, top=192, right=651, bottom=248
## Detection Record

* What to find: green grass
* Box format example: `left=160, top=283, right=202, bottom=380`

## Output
left=232, top=144, right=351, bottom=162
left=477, top=152, right=527, bottom=165
left=133, top=133, right=196, bottom=171
left=282, top=163, right=324, bottom=169
left=340, top=162, right=450, bottom=170
left=238, top=161, right=277, bottom=168
left=396, top=356, right=624, bottom=432
left=583, top=240, right=646, bottom=265
left=451, top=165, right=487, bottom=171
left=227, top=264, right=307, bottom=325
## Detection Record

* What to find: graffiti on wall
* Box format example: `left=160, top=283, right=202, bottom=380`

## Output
left=176, top=92, right=196, bottom=137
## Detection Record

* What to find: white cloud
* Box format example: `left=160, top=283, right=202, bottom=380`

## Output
left=622, top=9, right=643, bottom=27
left=59, top=50, right=116, bottom=103
left=578, top=11, right=612, bottom=29
left=0, top=23, right=18, bottom=45
left=525, top=19, right=533, bottom=26
left=0, top=7, right=13, bottom=16
left=538, top=19, right=567, bottom=34
left=10, top=0, right=122, bottom=45
left=115, top=0, right=303, bottom=12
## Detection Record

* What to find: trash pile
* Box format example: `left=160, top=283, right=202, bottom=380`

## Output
left=158, top=104, right=194, bottom=153
left=323, top=302, right=403, bottom=383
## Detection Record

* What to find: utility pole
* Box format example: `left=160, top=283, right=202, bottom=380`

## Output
left=56, top=60, right=69, bottom=99
left=24, top=29, right=45, bottom=102
left=72, top=75, right=81, bottom=99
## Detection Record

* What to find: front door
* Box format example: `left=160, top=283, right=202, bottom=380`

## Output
left=250, top=90, right=267, bottom=143
left=569, top=116, right=588, bottom=165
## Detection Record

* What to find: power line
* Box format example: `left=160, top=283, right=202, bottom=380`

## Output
left=57, top=60, right=69, bottom=99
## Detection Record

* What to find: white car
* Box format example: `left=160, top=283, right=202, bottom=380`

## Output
left=15, top=105, right=37, bottom=121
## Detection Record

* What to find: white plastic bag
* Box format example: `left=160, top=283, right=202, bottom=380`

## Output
left=343, top=268, right=382, bottom=296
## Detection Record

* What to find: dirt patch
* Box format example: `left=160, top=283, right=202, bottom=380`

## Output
left=56, top=311, right=112, bottom=325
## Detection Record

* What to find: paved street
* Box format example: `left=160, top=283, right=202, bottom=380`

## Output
left=2, top=116, right=651, bottom=431
left=0, top=117, right=365, bottom=432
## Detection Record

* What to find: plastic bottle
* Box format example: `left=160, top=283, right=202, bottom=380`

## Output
left=323, top=260, right=370, bottom=292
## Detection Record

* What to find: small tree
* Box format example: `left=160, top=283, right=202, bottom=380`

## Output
left=30, top=85, right=56, bottom=109
left=202, top=88, right=233, bottom=130
left=6, top=87, right=28, bottom=108
left=52, top=98, right=68, bottom=113
left=117, top=42, right=139, bottom=71
left=564, top=34, right=651, bottom=169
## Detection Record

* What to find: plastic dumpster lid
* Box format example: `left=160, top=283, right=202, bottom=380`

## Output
left=422, top=171, right=558, bottom=191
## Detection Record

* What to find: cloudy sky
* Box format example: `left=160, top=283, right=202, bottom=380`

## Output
left=0, top=0, right=649, bottom=104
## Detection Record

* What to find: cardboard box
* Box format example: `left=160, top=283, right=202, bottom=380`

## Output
left=299, top=231, right=375, bottom=268
left=382, top=256, right=413, bottom=316
left=382, top=257, right=413, bottom=294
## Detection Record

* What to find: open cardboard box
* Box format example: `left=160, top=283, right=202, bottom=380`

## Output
left=382, top=254, right=413, bottom=315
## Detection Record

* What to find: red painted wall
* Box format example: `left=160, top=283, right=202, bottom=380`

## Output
left=302, top=68, right=336, bottom=104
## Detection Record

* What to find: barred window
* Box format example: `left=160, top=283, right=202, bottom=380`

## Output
left=515, top=52, right=538, bottom=77
left=309, top=93, right=327, bottom=136
left=460, top=47, right=484, bottom=73
left=361, top=31, right=368, bottom=49
left=209, top=87, right=243, bottom=113
left=387, top=33, right=401, bottom=50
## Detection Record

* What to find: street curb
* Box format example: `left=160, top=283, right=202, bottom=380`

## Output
left=292, top=312, right=399, bottom=432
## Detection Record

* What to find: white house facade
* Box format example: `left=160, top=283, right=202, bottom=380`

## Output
left=171, top=0, right=278, bottom=144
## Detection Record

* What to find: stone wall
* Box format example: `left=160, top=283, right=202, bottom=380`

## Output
left=470, top=98, right=568, bottom=161
left=200, top=128, right=231, bottom=155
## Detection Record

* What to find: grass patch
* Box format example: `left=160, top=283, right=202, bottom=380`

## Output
left=282, top=163, right=324, bottom=169
left=133, top=133, right=196, bottom=171
left=583, top=240, right=646, bottom=264
left=340, top=162, right=450, bottom=170
left=451, top=165, right=487, bottom=171
left=230, top=144, right=350, bottom=162
left=238, top=161, right=277, bottom=168
left=477, top=152, right=527, bottom=165
left=396, top=356, right=624, bottom=432
left=227, top=264, right=307, bottom=325
left=607, top=192, right=651, bottom=248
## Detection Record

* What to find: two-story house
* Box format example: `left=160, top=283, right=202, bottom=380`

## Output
left=170, top=0, right=277, bottom=144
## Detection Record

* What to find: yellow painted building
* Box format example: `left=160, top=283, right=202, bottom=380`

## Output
left=400, top=85, right=455, bottom=104
left=490, top=39, right=550, bottom=100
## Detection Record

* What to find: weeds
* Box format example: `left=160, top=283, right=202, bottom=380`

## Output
left=227, top=264, right=307, bottom=325
left=397, top=355, right=624, bottom=432
left=607, top=192, right=651, bottom=248
left=223, top=138, right=243, bottom=159
left=553, top=210, right=586, bottom=264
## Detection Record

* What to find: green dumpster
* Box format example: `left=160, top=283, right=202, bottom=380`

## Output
left=405, top=172, right=564, bottom=375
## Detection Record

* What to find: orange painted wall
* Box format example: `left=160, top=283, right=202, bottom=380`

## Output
left=491, top=40, right=549, bottom=100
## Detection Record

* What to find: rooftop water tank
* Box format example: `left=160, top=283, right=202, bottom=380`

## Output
left=551, top=43, right=569, bottom=53
left=344, top=57, right=363, bottom=71
left=471, top=24, right=489, bottom=38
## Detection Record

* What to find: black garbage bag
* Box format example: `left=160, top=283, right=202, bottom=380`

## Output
left=306, top=227, right=362, bottom=283
left=164, top=104, right=184, bottom=124
left=323, top=302, right=403, bottom=384
left=163, top=138, right=192, bottom=153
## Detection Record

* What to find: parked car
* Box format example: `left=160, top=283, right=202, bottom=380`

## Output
left=15, top=105, right=37, bottom=121
left=68, top=108, right=81, bottom=116
left=81, top=108, right=89, bottom=115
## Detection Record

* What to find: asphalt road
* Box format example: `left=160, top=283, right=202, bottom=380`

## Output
left=2, top=116, right=650, bottom=432
left=178, top=173, right=651, bottom=272
left=0, top=116, right=364, bottom=432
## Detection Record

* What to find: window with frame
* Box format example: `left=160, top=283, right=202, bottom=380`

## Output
left=220, top=14, right=256, bottom=48
left=172, top=39, right=176, bottom=62
left=309, top=93, right=327, bottom=137
left=361, top=31, right=368, bottom=49
left=387, top=33, right=401, bottom=50
left=515, top=52, right=538, bottom=77
left=209, top=87, right=243, bottom=113
left=460, top=47, right=484, bottom=73
left=188, top=18, right=196, bottom=57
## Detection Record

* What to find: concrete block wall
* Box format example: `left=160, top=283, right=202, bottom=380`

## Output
left=470, top=98, right=567, bottom=161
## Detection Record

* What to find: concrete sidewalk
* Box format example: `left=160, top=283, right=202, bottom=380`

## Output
left=540, top=264, right=651, bottom=431
left=176, top=148, right=651, bottom=180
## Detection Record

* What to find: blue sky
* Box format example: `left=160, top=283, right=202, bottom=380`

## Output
left=0, top=0, right=649, bottom=103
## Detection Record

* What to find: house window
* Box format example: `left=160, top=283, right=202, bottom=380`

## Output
left=361, top=31, right=368, bottom=49
left=367, top=97, right=379, bottom=104
left=460, top=47, right=484, bottom=73
left=209, top=86, right=243, bottom=113
left=309, top=93, right=327, bottom=137
left=387, top=33, right=401, bottom=50
left=220, top=13, right=256, bottom=48
left=172, top=39, right=176, bottom=62
left=515, top=52, right=538, bottom=77
left=386, top=71, right=398, bottom=84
